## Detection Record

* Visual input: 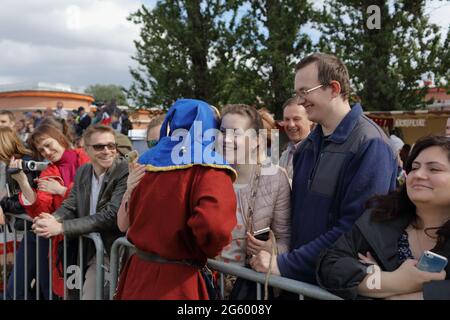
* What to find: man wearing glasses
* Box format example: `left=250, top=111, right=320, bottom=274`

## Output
left=32, top=125, right=128, bottom=299
left=250, top=53, right=397, bottom=286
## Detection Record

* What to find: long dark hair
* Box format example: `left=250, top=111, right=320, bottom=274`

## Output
left=366, top=135, right=450, bottom=249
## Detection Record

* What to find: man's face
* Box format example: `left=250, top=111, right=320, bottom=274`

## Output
left=283, top=104, right=312, bottom=143
left=294, top=62, right=331, bottom=124
left=57, top=102, right=63, bottom=109
left=446, top=118, right=450, bottom=137
left=85, top=132, right=117, bottom=172
left=0, top=115, right=15, bottom=128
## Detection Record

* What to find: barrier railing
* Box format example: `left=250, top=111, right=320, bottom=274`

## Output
left=1, top=213, right=106, bottom=300
left=3, top=219, right=341, bottom=301
left=108, top=236, right=342, bottom=300
left=109, top=236, right=134, bottom=299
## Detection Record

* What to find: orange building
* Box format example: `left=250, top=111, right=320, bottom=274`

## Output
left=0, top=82, right=94, bottom=119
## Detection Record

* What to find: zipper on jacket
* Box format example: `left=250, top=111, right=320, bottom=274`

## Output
left=308, top=152, right=324, bottom=189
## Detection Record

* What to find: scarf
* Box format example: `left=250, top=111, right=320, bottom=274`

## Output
left=55, top=149, right=79, bottom=186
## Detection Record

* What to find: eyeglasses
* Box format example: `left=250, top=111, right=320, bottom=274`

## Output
left=87, top=143, right=117, bottom=151
left=294, top=84, right=325, bottom=101
left=147, top=140, right=158, bottom=148
left=219, top=128, right=247, bottom=138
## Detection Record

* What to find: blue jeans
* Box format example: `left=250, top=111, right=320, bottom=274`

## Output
left=6, top=230, right=51, bottom=300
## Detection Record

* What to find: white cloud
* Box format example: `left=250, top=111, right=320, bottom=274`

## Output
left=0, top=0, right=447, bottom=91
left=426, top=0, right=450, bottom=33
left=0, top=0, right=154, bottom=88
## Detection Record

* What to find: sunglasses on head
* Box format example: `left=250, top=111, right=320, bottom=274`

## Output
left=87, top=143, right=117, bottom=151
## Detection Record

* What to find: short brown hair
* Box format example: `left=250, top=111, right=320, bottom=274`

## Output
left=0, top=110, right=15, bottom=122
left=83, top=125, right=115, bottom=145
left=147, top=114, right=165, bottom=137
left=39, top=117, right=76, bottom=145
left=28, top=124, right=71, bottom=159
left=221, top=104, right=263, bottom=133
left=282, top=97, right=298, bottom=110
left=295, top=53, right=351, bottom=100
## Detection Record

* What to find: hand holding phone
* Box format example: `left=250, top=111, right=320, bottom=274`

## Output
left=416, top=251, right=448, bottom=273
left=252, top=227, right=270, bottom=241
left=125, top=150, right=139, bottom=163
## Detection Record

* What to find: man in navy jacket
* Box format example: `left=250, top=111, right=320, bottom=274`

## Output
left=250, top=53, right=397, bottom=284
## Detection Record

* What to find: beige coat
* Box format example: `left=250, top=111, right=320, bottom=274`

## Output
left=237, top=165, right=291, bottom=254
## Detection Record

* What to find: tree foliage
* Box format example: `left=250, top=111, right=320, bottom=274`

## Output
left=127, top=0, right=315, bottom=115
left=127, top=0, right=448, bottom=113
left=85, top=84, right=127, bottom=106
left=317, top=0, right=447, bottom=111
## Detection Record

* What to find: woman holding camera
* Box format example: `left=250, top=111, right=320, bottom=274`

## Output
left=217, top=104, right=291, bottom=299
left=11, top=124, right=90, bottom=298
left=0, top=127, right=42, bottom=299
left=317, top=135, right=450, bottom=300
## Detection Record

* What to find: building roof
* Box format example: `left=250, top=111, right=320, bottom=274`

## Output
left=0, top=81, right=87, bottom=94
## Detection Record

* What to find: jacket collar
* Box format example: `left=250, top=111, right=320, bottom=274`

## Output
left=308, top=103, right=363, bottom=144
left=80, top=157, right=118, bottom=195
left=356, top=210, right=411, bottom=270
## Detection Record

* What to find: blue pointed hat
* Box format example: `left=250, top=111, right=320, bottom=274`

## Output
left=138, top=99, right=236, bottom=180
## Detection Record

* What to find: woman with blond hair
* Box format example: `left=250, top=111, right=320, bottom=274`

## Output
left=0, top=127, right=41, bottom=299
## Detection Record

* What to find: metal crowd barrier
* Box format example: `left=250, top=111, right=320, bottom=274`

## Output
left=108, top=236, right=342, bottom=300
left=1, top=213, right=106, bottom=300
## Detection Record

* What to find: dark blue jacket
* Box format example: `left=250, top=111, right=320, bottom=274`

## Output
left=277, top=104, right=397, bottom=283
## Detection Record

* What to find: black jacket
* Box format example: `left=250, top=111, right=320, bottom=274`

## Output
left=53, top=157, right=128, bottom=255
left=316, top=210, right=450, bottom=300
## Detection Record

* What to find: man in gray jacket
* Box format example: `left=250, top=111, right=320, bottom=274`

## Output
left=32, top=124, right=128, bottom=299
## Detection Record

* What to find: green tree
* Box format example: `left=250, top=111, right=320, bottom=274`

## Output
left=127, top=0, right=236, bottom=109
left=127, top=0, right=317, bottom=116
left=318, top=0, right=446, bottom=111
left=231, top=0, right=315, bottom=118
left=85, top=84, right=127, bottom=106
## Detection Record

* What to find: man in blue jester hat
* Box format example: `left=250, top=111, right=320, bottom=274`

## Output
left=115, top=99, right=237, bottom=300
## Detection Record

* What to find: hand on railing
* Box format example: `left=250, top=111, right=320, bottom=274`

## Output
left=249, top=250, right=280, bottom=276
left=32, top=212, right=63, bottom=238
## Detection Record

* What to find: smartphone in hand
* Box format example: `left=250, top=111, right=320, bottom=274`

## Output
left=125, top=150, right=139, bottom=163
left=417, top=251, right=448, bottom=273
left=253, top=227, right=270, bottom=241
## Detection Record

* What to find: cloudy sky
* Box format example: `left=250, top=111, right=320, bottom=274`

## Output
left=0, top=0, right=448, bottom=92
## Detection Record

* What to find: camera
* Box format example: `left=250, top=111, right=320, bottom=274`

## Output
left=7, top=160, right=49, bottom=175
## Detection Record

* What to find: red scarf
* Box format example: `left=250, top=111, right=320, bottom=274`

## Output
left=55, top=149, right=79, bottom=186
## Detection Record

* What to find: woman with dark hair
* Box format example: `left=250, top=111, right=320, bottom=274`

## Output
left=38, top=117, right=76, bottom=147
left=317, top=135, right=450, bottom=300
left=10, top=124, right=90, bottom=298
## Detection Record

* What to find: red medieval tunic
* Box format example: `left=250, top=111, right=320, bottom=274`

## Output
left=115, top=166, right=237, bottom=300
